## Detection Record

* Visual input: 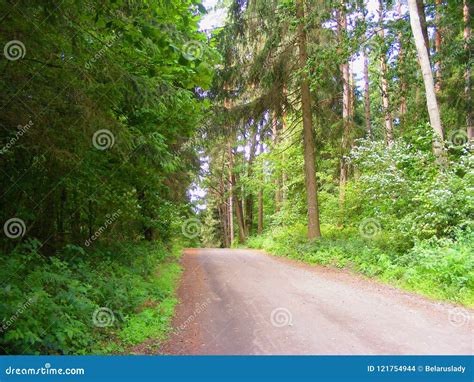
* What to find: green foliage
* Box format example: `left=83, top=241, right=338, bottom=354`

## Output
left=347, top=138, right=473, bottom=241
left=0, top=240, right=182, bottom=354
left=0, top=0, right=216, bottom=251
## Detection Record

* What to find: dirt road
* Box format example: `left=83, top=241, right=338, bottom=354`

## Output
left=162, top=248, right=472, bottom=355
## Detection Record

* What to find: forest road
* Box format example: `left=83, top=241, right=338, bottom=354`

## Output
left=161, top=248, right=472, bottom=355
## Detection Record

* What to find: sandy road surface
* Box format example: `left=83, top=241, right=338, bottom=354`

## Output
left=162, top=248, right=472, bottom=355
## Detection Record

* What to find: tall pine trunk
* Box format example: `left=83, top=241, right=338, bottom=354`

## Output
left=337, top=1, right=351, bottom=226
left=363, top=4, right=372, bottom=140
left=434, top=0, right=443, bottom=93
left=397, top=0, right=408, bottom=122
left=408, top=0, right=446, bottom=161
left=296, top=0, right=321, bottom=239
left=378, top=0, right=394, bottom=145
left=228, top=141, right=246, bottom=244
left=465, top=0, right=473, bottom=141
left=416, top=0, right=430, bottom=60
left=245, top=129, right=258, bottom=236
left=257, top=141, right=264, bottom=235
left=272, top=111, right=283, bottom=211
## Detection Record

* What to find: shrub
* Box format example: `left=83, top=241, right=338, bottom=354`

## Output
left=0, top=240, right=181, bottom=354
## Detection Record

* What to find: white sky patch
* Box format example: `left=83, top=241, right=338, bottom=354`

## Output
left=200, top=0, right=226, bottom=31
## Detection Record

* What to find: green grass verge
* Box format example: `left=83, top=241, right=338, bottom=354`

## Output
left=104, top=243, right=183, bottom=354
left=246, top=224, right=474, bottom=307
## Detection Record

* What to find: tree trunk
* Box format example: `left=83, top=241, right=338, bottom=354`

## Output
left=363, top=31, right=372, bottom=139
left=245, top=129, right=258, bottom=235
left=416, top=0, right=430, bottom=60
left=337, top=2, right=351, bottom=226
left=408, top=0, right=446, bottom=161
left=378, top=0, right=394, bottom=145
left=465, top=0, right=473, bottom=141
left=281, top=84, right=289, bottom=202
left=71, top=191, right=81, bottom=246
left=398, top=0, right=408, bottom=122
left=228, top=168, right=234, bottom=246
left=137, top=189, right=155, bottom=241
left=434, top=0, right=443, bottom=93
left=228, top=142, right=246, bottom=244
left=257, top=142, right=264, bottom=235
left=296, top=0, right=321, bottom=239
left=219, top=177, right=229, bottom=247
left=272, top=111, right=283, bottom=211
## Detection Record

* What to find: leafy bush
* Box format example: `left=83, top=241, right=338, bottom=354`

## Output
left=348, top=138, right=473, bottom=241
left=0, top=240, right=182, bottom=354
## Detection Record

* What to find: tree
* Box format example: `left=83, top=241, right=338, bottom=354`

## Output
left=408, top=0, right=446, bottom=160
left=397, top=0, right=408, bottom=120
left=378, top=0, right=394, bottom=145
left=337, top=0, right=352, bottom=223
left=296, top=0, right=322, bottom=239
left=434, top=0, right=443, bottom=92
left=465, top=0, right=473, bottom=141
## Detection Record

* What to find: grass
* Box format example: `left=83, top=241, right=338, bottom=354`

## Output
left=104, top=244, right=183, bottom=354
left=246, top=224, right=474, bottom=307
left=0, top=239, right=184, bottom=355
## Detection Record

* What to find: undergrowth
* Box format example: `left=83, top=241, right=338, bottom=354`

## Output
left=246, top=224, right=474, bottom=307
left=0, top=240, right=183, bottom=355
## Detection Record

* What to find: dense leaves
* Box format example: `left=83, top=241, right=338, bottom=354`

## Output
left=0, top=0, right=215, bottom=251
left=198, top=0, right=473, bottom=304
left=1, top=0, right=214, bottom=354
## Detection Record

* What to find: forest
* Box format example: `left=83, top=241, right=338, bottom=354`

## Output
left=199, top=0, right=473, bottom=306
left=0, top=0, right=472, bottom=355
